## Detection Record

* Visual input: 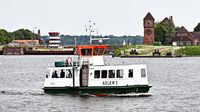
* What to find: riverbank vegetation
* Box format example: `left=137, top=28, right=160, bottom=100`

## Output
left=176, top=46, right=200, bottom=56
left=114, top=45, right=181, bottom=56
left=0, top=29, right=37, bottom=44
left=0, top=45, right=4, bottom=50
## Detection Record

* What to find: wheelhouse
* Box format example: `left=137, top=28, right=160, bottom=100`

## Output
left=76, top=45, right=108, bottom=56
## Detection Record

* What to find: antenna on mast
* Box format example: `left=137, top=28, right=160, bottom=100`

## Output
left=85, top=20, right=96, bottom=44
left=85, top=20, right=109, bottom=45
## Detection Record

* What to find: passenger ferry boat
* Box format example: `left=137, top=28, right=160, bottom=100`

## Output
left=43, top=45, right=152, bottom=96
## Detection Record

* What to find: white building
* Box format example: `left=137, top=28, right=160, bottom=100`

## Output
left=48, top=32, right=61, bottom=48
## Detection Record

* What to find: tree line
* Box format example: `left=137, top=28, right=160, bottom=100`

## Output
left=0, top=29, right=36, bottom=44
left=0, top=28, right=143, bottom=46
left=1, top=21, right=200, bottom=46
left=41, top=35, right=143, bottom=46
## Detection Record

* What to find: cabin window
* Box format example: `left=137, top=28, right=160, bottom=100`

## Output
left=93, top=48, right=105, bottom=55
left=108, top=70, right=115, bottom=78
left=52, top=70, right=59, bottom=78
left=141, top=68, right=146, bottom=77
left=128, top=69, right=133, bottom=78
left=60, top=69, right=65, bottom=78
left=94, top=48, right=98, bottom=55
left=94, top=70, right=100, bottom=78
left=101, top=70, right=107, bottom=78
left=116, top=69, right=123, bottom=78
left=66, top=69, right=73, bottom=78
left=81, top=49, right=92, bottom=55
left=98, top=48, right=104, bottom=55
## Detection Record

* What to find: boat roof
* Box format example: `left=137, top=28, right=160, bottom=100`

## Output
left=90, top=64, right=147, bottom=69
left=48, top=67, right=73, bottom=70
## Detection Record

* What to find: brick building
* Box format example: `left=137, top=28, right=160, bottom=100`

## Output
left=12, top=40, right=40, bottom=46
left=172, top=26, right=200, bottom=46
left=143, top=12, right=155, bottom=44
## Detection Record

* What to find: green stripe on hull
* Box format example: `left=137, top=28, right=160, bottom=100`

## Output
left=43, top=85, right=152, bottom=94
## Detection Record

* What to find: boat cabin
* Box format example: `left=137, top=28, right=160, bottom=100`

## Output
left=44, top=64, right=148, bottom=88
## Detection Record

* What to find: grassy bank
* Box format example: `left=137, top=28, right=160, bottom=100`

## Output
left=176, top=46, right=200, bottom=56
left=114, top=45, right=181, bottom=56
left=0, top=45, right=4, bottom=50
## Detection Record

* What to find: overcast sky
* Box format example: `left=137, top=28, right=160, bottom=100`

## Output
left=0, top=0, right=200, bottom=36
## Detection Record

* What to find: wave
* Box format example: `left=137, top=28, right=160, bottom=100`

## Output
left=78, top=93, right=152, bottom=97
left=109, top=93, right=152, bottom=97
left=0, top=89, right=45, bottom=96
left=0, top=89, right=152, bottom=98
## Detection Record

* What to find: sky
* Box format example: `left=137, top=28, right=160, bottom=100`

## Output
left=0, top=0, right=200, bottom=36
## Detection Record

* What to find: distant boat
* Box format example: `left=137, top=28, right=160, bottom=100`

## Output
left=42, top=44, right=152, bottom=96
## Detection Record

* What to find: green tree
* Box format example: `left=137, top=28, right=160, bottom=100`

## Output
left=154, top=18, right=175, bottom=45
left=175, top=26, right=181, bottom=32
left=12, top=29, right=35, bottom=40
left=194, top=23, right=200, bottom=32
left=154, top=23, right=165, bottom=43
left=0, top=29, right=11, bottom=44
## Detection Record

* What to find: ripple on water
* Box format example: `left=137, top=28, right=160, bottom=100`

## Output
left=0, top=89, right=45, bottom=96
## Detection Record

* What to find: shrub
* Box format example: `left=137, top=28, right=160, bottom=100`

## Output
left=176, top=46, right=200, bottom=56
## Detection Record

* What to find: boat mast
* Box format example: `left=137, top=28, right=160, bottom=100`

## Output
left=85, top=21, right=109, bottom=45
left=85, top=20, right=97, bottom=44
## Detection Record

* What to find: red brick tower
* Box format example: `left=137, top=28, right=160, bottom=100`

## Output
left=143, top=12, right=155, bottom=44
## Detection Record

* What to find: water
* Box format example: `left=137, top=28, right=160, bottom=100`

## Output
left=0, top=55, right=200, bottom=112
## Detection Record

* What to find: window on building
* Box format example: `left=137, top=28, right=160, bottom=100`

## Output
left=116, top=69, right=123, bottom=78
left=101, top=70, right=107, bottom=78
left=94, top=70, right=100, bottom=78
left=128, top=69, right=133, bottom=78
left=109, top=70, right=115, bottom=78
left=141, top=68, right=146, bottom=77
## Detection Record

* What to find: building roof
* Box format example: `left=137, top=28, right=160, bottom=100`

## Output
left=13, top=40, right=39, bottom=45
left=173, top=26, right=200, bottom=42
left=144, top=12, right=154, bottom=20
left=160, top=17, right=173, bottom=25
left=177, top=26, right=188, bottom=32
left=161, top=16, right=173, bottom=22
left=48, top=32, right=60, bottom=34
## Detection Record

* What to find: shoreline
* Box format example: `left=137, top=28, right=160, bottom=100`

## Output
left=120, top=55, right=182, bottom=58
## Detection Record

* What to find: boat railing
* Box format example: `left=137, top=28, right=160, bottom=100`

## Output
left=55, top=61, right=80, bottom=67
